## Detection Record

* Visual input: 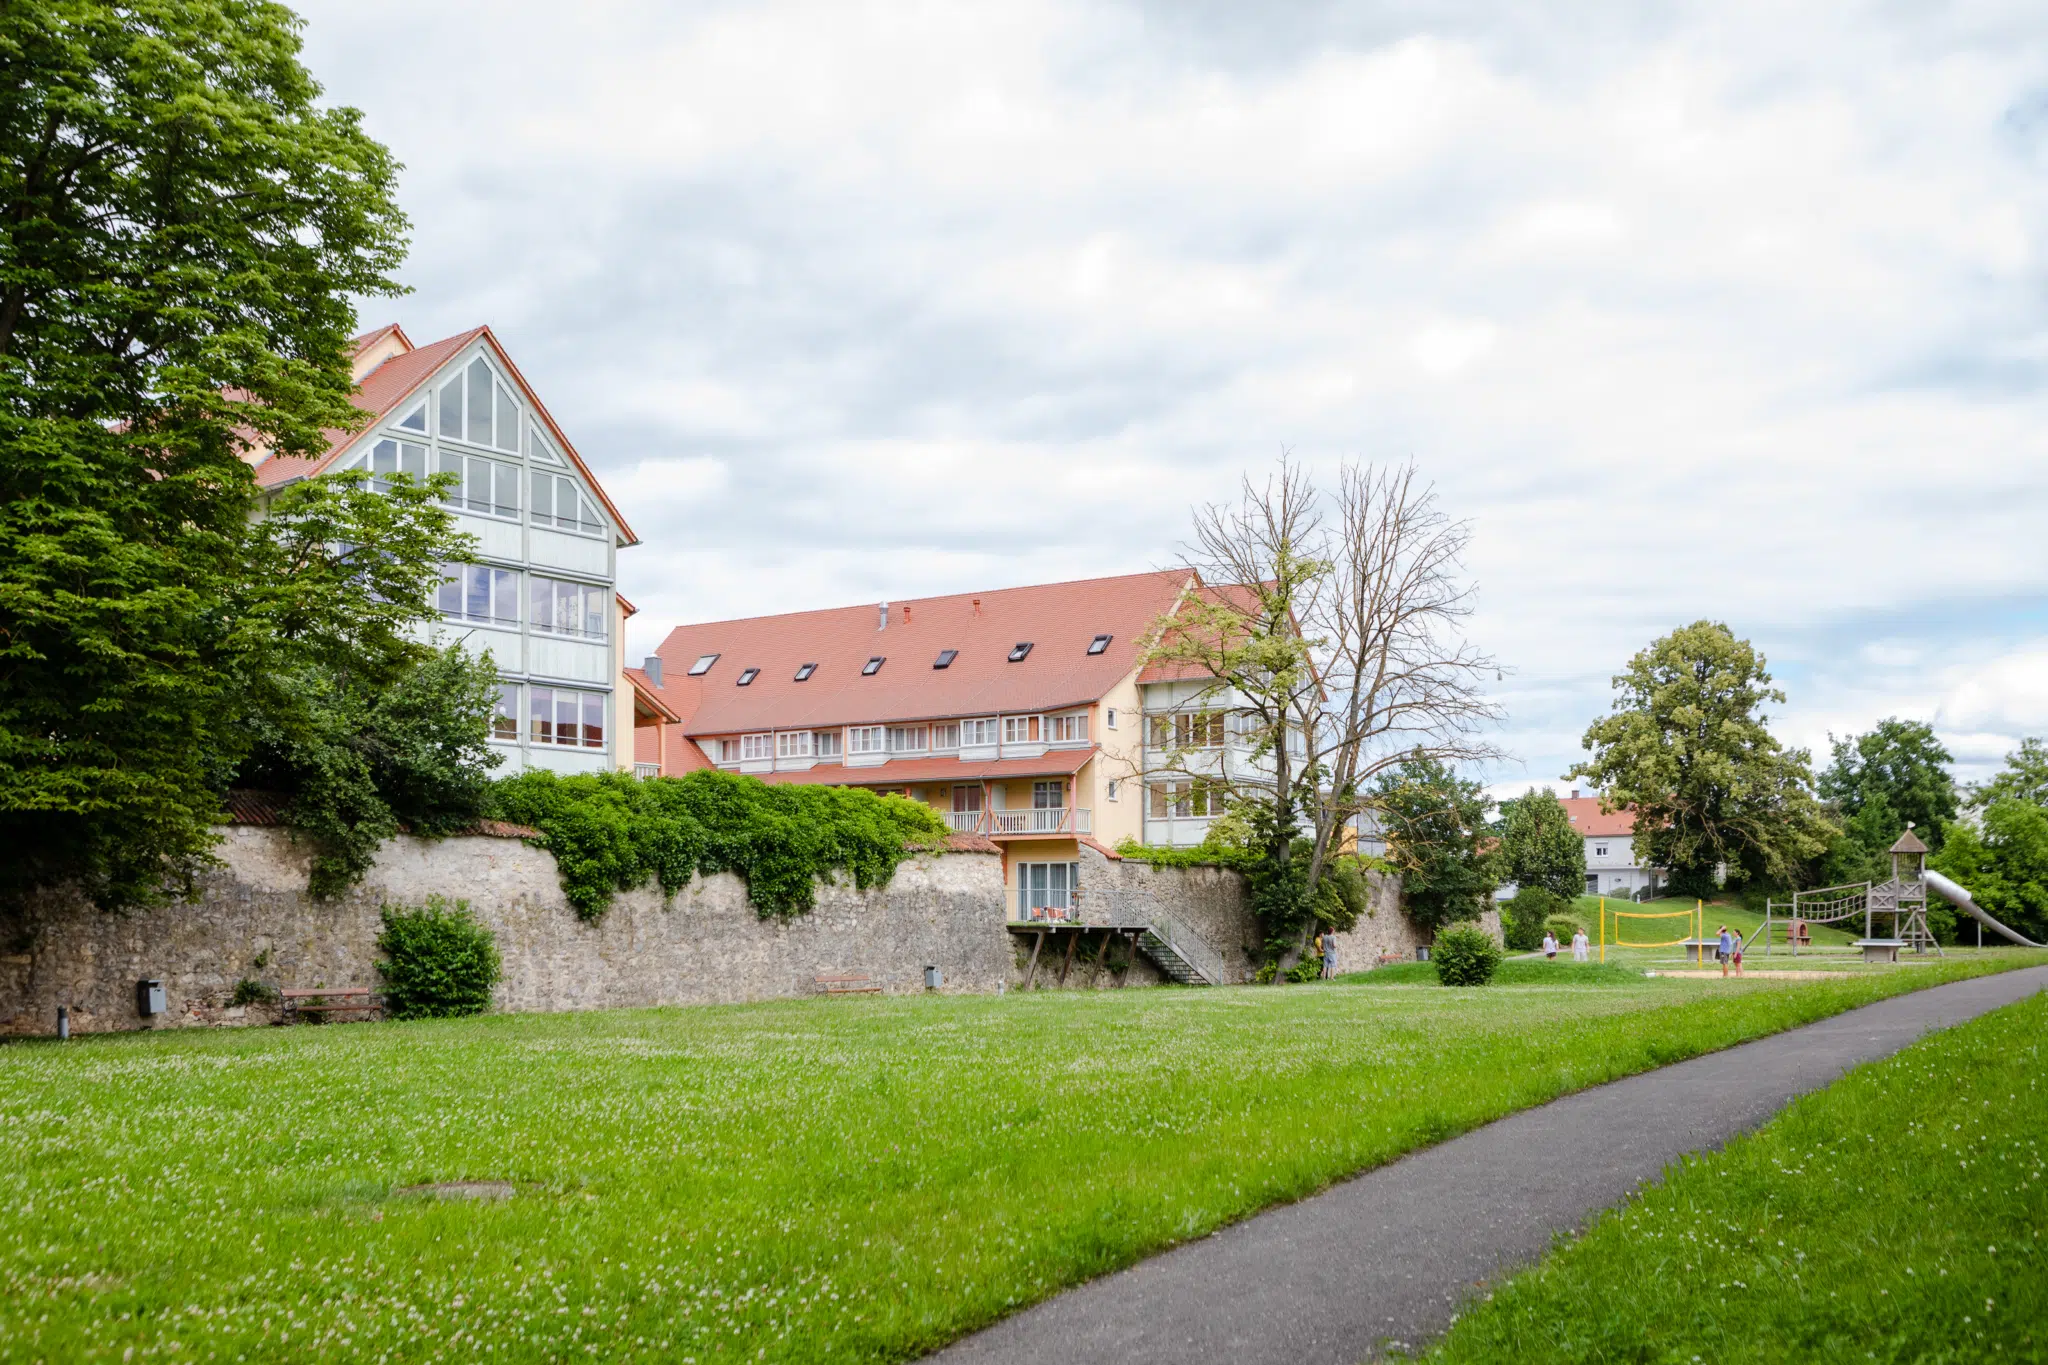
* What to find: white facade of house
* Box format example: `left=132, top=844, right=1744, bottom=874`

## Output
left=330, top=338, right=629, bottom=776
left=1137, top=678, right=1299, bottom=847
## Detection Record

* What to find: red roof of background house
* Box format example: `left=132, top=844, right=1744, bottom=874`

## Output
left=1135, top=580, right=1284, bottom=684
left=1561, top=796, right=1636, bottom=838
left=241, top=324, right=638, bottom=546
left=649, top=570, right=1193, bottom=738
left=625, top=666, right=683, bottom=723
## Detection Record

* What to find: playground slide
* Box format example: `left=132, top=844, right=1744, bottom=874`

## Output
left=1922, top=868, right=2046, bottom=949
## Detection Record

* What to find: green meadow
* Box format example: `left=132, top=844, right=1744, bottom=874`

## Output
left=4, top=952, right=2042, bottom=1363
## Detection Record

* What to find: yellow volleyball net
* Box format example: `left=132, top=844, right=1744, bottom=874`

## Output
left=1599, top=899, right=1707, bottom=964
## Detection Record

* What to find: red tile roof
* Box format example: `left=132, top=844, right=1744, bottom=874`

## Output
left=1561, top=797, right=1636, bottom=838
left=625, top=667, right=683, bottom=723
left=245, top=324, right=638, bottom=546
left=752, top=747, right=1094, bottom=788
left=652, top=570, right=1193, bottom=737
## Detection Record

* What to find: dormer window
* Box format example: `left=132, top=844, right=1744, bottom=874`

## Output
left=794, top=663, right=817, bottom=681
left=862, top=656, right=885, bottom=676
left=1008, top=642, right=1034, bottom=662
left=934, top=650, right=958, bottom=669
left=687, top=654, right=719, bottom=676
left=736, top=668, right=759, bottom=686
left=1087, top=634, right=1112, bottom=655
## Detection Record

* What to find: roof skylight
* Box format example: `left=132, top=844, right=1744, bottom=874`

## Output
left=934, top=649, right=958, bottom=669
left=736, top=668, right=759, bottom=686
left=687, top=653, right=719, bottom=676
left=794, top=662, right=817, bottom=681
left=1007, top=642, right=1034, bottom=662
left=862, top=656, right=885, bottom=676
left=1087, top=634, right=1112, bottom=655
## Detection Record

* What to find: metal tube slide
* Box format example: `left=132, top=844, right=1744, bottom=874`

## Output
left=1922, top=868, right=2046, bottom=949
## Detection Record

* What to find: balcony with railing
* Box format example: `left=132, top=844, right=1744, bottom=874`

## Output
left=633, top=762, right=661, bottom=780
left=1009, top=886, right=1078, bottom=923
left=985, top=807, right=1092, bottom=837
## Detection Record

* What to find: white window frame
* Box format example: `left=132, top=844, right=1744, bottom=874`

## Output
left=529, top=575, right=608, bottom=641
left=814, top=729, right=843, bottom=758
left=717, top=738, right=741, bottom=764
left=1046, top=712, right=1088, bottom=744
left=888, top=725, right=929, bottom=754
left=932, top=722, right=960, bottom=752
left=962, top=717, right=998, bottom=746
left=529, top=685, right=606, bottom=750
left=740, top=733, right=772, bottom=761
left=848, top=726, right=885, bottom=755
left=776, top=731, right=813, bottom=759
left=1106, top=707, right=1118, bottom=730
left=1002, top=715, right=1041, bottom=744
left=439, top=563, right=520, bottom=628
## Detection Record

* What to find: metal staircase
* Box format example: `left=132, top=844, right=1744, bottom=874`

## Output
left=1130, top=912, right=1227, bottom=986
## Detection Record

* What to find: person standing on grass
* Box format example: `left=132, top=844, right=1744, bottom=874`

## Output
left=1731, top=932, right=1745, bottom=977
left=1542, top=930, right=1559, bottom=961
left=1572, top=926, right=1590, bottom=962
left=1717, top=924, right=1736, bottom=978
left=1323, top=936, right=1339, bottom=979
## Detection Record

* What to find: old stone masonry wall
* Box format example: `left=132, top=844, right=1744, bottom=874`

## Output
left=0, top=826, right=1019, bottom=1036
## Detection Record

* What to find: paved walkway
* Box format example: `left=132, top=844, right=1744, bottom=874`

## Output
left=932, top=965, right=2048, bottom=1365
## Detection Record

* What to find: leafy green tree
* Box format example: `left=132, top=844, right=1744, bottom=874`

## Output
left=1818, top=718, right=1957, bottom=853
left=1568, top=622, right=1835, bottom=895
left=0, top=0, right=408, bottom=907
left=1930, top=801, right=2048, bottom=945
left=1501, top=885, right=1560, bottom=951
left=1497, top=787, right=1586, bottom=901
left=1970, top=737, right=2048, bottom=809
left=1375, top=755, right=1497, bottom=935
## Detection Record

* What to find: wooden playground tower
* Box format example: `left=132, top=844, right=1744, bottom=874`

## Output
left=1759, top=829, right=1942, bottom=962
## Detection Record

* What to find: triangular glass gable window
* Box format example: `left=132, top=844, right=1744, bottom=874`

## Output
left=438, top=354, right=521, bottom=452
left=530, top=431, right=567, bottom=467
left=397, top=400, right=427, bottom=433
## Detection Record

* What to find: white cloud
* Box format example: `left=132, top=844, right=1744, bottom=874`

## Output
left=296, top=0, right=2048, bottom=788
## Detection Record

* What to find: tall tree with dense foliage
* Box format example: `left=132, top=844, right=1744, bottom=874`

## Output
left=0, top=0, right=409, bottom=907
left=1969, top=737, right=2048, bottom=809
left=1496, top=787, right=1586, bottom=901
left=1567, top=622, right=1835, bottom=895
left=1930, top=800, right=2048, bottom=946
left=1818, top=718, right=1957, bottom=853
left=1375, top=754, right=1497, bottom=935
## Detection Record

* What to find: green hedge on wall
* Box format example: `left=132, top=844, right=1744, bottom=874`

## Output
left=486, top=769, right=950, bottom=922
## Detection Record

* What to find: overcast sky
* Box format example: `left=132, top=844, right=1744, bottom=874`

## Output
left=298, top=0, right=2048, bottom=795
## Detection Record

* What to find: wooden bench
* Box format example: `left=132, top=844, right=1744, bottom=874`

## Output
left=280, top=987, right=383, bottom=1021
left=813, top=974, right=881, bottom=996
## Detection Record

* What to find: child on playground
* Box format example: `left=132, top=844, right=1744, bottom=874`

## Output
left=1571, top=927, right=1590, bottom=962
left=1716, top=924, right=1736, bottom=978
left=1542, top=930, right=1559, bottom=961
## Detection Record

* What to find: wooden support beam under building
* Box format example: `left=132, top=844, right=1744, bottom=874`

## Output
left=1118, top=931, right=1139, bottom=987
left=1058, top=928, right=1080, bottom=986
left=1024, top=930, right=1046, bottom=990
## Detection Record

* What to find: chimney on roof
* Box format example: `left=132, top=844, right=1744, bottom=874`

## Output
left=972, top=597, right=981, bottom=615
left=879, top=601, right=889, bottom=631
left=1571, top=789, right=1580, bottom=799
left=903, top=604, right=912, bottom=625
left=642, top=655, right=663, bottom=687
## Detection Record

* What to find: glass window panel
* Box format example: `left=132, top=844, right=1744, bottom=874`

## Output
left=491, top=685, right=518, bottom=741
left=530, top=687, right=553, bottom=745
left=465, top=565, right=488, bottom=620
left=466, top=457, right=490, bottom=512
left=531, top=471, right=554, bottom=522
left=372, top=439, right=397, bottom=475
left=495, top=460, right=519, bottom=517
left=529, top=577, right=553, bottom=632
left=580, top=489, right=602, bottom=534
left=582, top=692, right=604, bottom=749
left=439, top=376, right=463, bottom=437
left=401, top=442, right=427, bottom=478
left=398, top=401, right=427, bottom=433
left=493, top=569, right=517, bottom=625
left=584, top=584, right=605, bottom=639
left=467, top=359, right=493, bottom=448
left=495, top=383, right=519, bottom=452
left=437, top=566, right=460, bottom=616
left=555, top=692, right=577, bottom=747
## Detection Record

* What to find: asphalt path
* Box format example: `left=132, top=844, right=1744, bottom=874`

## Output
left=930, top=963, right=2048, bottom=1365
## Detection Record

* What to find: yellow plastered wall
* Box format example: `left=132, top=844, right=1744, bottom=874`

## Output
left=1090, top=667, right=1146, bottom=848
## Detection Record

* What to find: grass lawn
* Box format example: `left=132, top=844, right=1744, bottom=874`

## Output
left=4, top=954, right=2044, bottom=1363
left=1423, top=985, right=2048, bottom=1363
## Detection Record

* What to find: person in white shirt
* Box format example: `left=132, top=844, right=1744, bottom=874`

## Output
left=1571, top=927, right=1590, bottom=962
left=1542, top=931, right=1559, bottom=961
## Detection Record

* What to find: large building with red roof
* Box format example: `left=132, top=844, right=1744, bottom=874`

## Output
left=1560, top=793, right=1661, bottom=898
left=632, top=570, right=1267, bottom=917
left=240, top=324, right=639, bottom=776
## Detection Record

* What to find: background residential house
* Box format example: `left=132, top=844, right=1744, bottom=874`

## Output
left=635, top=570, right=1314, bottom=918
left=1562, top=792, right=1661, bottom=898
left=239, top=323, right=638, bottom=775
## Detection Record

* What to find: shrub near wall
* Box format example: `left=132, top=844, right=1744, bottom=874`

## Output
left=486, top=770, right=949, bottom=921
left=1432, top=926, right=1503, bottom=986
left=377, top=897, right=502, bottom=1019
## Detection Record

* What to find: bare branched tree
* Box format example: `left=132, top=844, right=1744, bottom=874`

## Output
left=1140, top=456, right=1506, bottom=965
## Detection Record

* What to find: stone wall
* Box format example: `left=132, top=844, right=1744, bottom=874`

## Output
left=0, top=826, right=1017, bottom=1036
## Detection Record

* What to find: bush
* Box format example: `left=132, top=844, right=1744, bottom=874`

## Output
left=228, top=978, right=277, bottom=1007
left=1432, top=926, right=1502, bottom=986
left=486, top=768, right=950, bottom=921
left=377, top=896, right=502, bottom=1019
left=1285, top=955, right=1324, bottom=983
left=1502, top=887, right=1560, bottom=951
